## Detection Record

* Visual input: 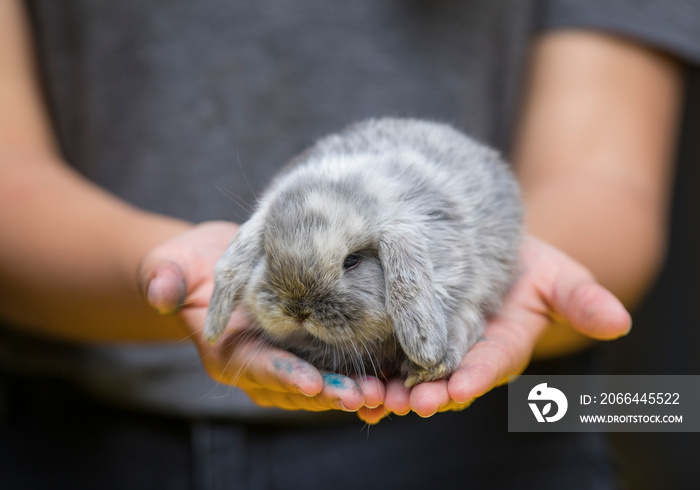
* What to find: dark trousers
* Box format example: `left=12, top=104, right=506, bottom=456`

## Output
left=0, top=354, right=621, bottom=490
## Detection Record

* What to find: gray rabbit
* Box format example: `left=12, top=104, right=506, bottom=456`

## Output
left=205, top=118, right=522, bottom=387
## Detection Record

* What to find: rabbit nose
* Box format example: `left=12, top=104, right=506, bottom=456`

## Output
left=284, top=303, right=311, bottom=322
left=295, top=311, right=311, bottom=322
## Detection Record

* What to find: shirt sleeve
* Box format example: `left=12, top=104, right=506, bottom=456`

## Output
left=537, top=0, right=700, bottom=64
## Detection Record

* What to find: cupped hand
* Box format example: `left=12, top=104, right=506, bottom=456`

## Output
left=356, top=235, right=632, bottom=424
left=138, top=221, right=384, bottom=414
left=139, top=227, right=630, bottom=423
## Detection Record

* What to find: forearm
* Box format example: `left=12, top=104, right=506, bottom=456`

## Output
left=524, top=178, right=665, bottom=357
left=523, top=177, right=667, bottom=306
left=0, top=1, right=196, bottom=341
left=0, top=148, right=193, bottom=341
left=514, top=31, right=682, bottom=357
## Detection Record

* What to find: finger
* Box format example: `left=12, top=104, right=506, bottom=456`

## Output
left=247, top=377, right=365, bottom=413
left=140, top=261, right=188, bottom=314
left=245, top=389, right=335, bottom=412
left=353, top=376, right=386, bottom=409
left=525, top=236, right=632, bottom=339
left=209, top=336, right=324, bottom=396
left=357, top=406, right=390, bottom=425
left=383, top=378, right=411, bottom=415
left=551, top=279, right=632, bottom=340
left=409, top=378, right=450, bottom=417
left=317, top=373, right=365, bottom=412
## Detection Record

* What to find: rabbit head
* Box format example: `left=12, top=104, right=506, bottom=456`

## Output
left=205, top=161, right=450, bottom=377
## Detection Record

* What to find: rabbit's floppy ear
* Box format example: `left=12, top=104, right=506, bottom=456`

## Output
left=204, top=215, right=264, bottom=343
left=379, top=223, right=448, bottom=369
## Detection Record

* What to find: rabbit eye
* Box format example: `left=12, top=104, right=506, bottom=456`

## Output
left=342, top=253, right=361, bottom=270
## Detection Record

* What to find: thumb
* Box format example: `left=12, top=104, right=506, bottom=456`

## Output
left=550, top=271, right=632, bottom=340
left=139, top=260, right=188, bottom=315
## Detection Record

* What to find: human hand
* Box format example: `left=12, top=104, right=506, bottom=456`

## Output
left=138, top=221, right=384, bottom=414
left=356, top=235, right=632, bottom=424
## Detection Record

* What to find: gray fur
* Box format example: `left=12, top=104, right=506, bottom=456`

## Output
left=205, top=118, right=522, bottom=386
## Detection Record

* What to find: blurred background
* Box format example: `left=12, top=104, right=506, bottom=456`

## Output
left=611, top=66, right=700, bottom=490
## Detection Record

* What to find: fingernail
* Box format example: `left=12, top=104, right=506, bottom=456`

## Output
left=332, top=399, right=357, bottom=412
left=623, top=317, right=633, bottom=336
left=147, top=277, right=175, bottom=314
left=292, top=385, right=316, bottom=398
left=456, top=398, right=475, bottom=409
left=417, top=409, right=438, bottom=418
left=146, top=265, right=186, bottom=314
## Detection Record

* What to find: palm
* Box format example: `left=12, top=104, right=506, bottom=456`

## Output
left=358, top=236, right=631, bottom=423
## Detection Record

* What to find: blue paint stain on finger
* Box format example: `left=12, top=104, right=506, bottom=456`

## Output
left=272, top=357, right=317, bottom=374
left=270, top=357, right=324, bottom=396
left=272, top=357, right=295, bottom=374
left=323, top=373, right=347, bottom=389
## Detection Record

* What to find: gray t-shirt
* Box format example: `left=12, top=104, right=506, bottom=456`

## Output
left=3, top=0, right=699, bottom=418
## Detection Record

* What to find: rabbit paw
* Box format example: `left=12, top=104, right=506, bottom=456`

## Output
left=402, top=347, right=464, bottom=388
left=403, top=362, right=451, bottom=388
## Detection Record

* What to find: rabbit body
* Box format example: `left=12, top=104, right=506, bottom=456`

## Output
left=205, top=118, right=522, bottom=386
